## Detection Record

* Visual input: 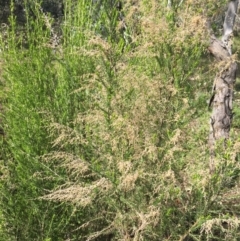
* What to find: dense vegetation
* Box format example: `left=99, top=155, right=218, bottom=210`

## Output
left=1, top=0, right=240, bottom=240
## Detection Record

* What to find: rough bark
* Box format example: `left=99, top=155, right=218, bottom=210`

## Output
left=208, top=0, right=239, bottom=172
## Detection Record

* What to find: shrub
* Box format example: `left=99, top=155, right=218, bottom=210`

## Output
left=1, top=0, right=240, bottom=240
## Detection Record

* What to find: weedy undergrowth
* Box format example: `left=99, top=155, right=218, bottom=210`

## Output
left=1, top=0, right=240, bottom=241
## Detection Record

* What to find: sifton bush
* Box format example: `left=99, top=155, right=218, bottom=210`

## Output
left=0, top=0, right=95, bottom=240
left=1, top=0, right=240, bottom=241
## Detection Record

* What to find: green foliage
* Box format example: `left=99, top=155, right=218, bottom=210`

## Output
left=0, top=0, right=93, bottom=240
left=0, top=0, right=240, bottom=241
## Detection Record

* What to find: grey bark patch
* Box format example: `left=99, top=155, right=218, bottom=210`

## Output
left=208, top=0, right=239, bottom=173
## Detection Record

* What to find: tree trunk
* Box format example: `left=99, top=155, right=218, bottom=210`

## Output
left=208, top=0, right=239, bottom=173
